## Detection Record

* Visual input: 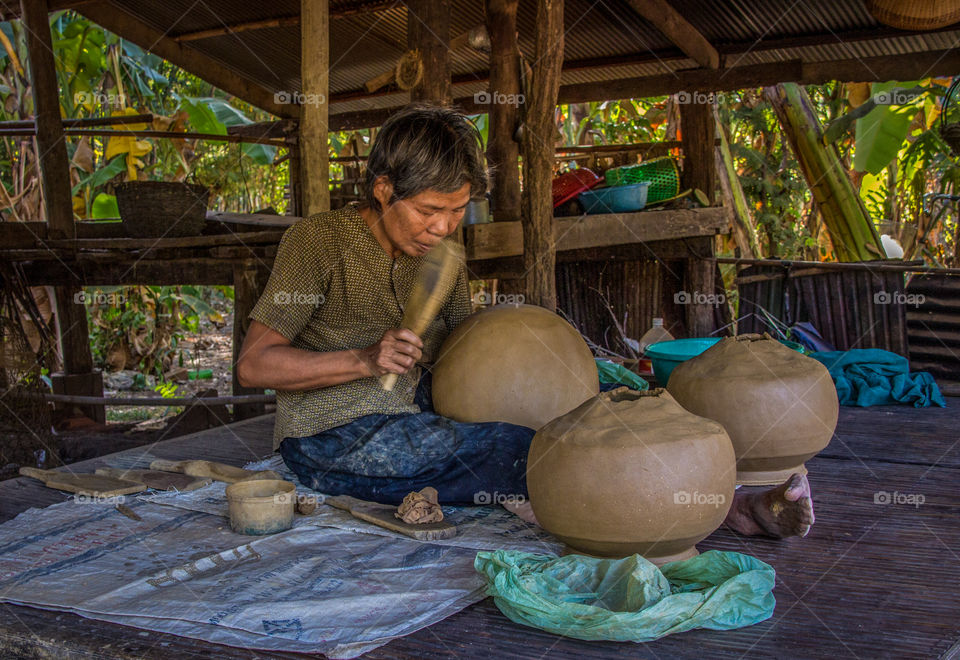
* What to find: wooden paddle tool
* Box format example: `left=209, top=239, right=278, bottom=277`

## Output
left=96, top=468, right=213, bottom=492
left=381, top=239, right=465, bottom=392
left=19, top=467, right=145, bottom=497
left=148, top=459, right=280, bottom=484
left=325, top=494, right=457, bottom=541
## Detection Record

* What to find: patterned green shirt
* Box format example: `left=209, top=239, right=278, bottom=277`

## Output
left=249, top=203, right=471, bottom=449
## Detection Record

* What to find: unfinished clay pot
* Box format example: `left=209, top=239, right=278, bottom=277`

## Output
left=666, top=334, right=839, bottom=486
left=527, top=388, right=735, bottom=564
left=432, top=304, right=598, bottom=430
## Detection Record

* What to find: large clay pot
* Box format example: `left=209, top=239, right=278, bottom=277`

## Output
left=432, top=304, right=598, bottom=430
left=667, top=334, right=839, bottom=486
left=528, top=388, right=736, bottom=564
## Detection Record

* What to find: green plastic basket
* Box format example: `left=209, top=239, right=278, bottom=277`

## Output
left=604, top=157, right=680, bottom=203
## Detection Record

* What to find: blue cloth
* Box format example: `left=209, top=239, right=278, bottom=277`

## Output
left=810, top=349, right=945, bottom=408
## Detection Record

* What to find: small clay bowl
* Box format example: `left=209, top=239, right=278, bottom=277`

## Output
left=225, top=479, right=296, bottom=535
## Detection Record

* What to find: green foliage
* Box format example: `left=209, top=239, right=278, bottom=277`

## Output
left=853, top=82, right=922, bottom=175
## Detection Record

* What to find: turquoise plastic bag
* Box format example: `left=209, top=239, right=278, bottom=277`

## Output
left=595, top=359, right=649, bottom=390
left=474, top=550, right=775, bottom=642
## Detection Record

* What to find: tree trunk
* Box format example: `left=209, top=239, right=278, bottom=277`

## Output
left=764, top=83, right=884, bottom=262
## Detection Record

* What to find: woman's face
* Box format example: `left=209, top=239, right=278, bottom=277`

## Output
left=373, top=178, right=471, bottom=257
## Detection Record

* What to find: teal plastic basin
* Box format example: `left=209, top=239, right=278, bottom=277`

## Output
left=645, top=338, right=720, bottom=386
left=645, top=337, right=807, bottom=386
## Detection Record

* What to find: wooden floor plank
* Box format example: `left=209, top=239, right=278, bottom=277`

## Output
left=0, top=402, right=956, bottom=659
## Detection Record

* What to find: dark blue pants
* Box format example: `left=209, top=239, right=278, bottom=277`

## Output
left=279, top=376, right=629, bottom=506
left=279, top=374, right=535, bottom=505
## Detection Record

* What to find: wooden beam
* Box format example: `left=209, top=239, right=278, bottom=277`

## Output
left=465, top=207, right=732, bottom=261
left=484, top=0, right=521, bottom=222
left=625, top=0, right=719, bottom=69
left=406, top=0, right=451, bottom=103
left=174, top=16, right=301, bottom=43
left=300, top=0, right=330, bottom=214
left=520, top=0, right=564, bottom=310
left=77, top=2, right=293, bottom=118
left=328, top=48, right=960, bottom=129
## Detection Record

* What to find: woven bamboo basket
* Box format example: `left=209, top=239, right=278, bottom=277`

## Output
left=116, top=182, right=210, bottom=238
left=865, top=0, right=960, bottom=31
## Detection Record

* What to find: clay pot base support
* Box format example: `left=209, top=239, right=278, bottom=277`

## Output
left=737, top=463, right=808, bottom=487
left=562, top=544, right=700, bottom=567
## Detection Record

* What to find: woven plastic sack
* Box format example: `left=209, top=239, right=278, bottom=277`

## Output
left=595, top=358, right=649, bottom=391
left=474, top=549, right=775, bottom=642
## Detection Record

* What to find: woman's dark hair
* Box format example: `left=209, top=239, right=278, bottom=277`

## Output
left=363, top=104, right=488, bottom=212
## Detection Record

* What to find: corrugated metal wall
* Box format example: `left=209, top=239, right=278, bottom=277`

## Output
left=906, top=274, right=960, bottom=386
left=737, top=264, right=909, bottom=355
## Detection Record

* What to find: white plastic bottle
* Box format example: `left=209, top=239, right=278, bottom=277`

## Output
left=638, top=317, right=674, bottom=355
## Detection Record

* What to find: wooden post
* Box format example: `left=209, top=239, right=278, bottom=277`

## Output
left=232, top=262, right=265, bottom=421
left=682, top=236, right=717, bottom=338
left=300, top=0, right=330, bottom=215
left=679, top=99, right=717, bottom=202
left=484, top=0, right=521, bottom=222
left=406, top=0, right=452, bottom=104
left=288, top=145, right=303, bottom=216
left=22, top=0, right=102, bottom=420
left=519, top=0, right=564, bottom=311
left=21, top=0, right=73, bottom=242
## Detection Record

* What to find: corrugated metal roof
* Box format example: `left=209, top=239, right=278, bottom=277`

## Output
left=88, top=0, right=960, bottom=116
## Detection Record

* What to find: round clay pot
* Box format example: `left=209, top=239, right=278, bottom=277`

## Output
left=666, top=334, right=839, bottom=486
left=527, top=387, right=736, bottom=564
left=432, top=304, right=598, bottom=430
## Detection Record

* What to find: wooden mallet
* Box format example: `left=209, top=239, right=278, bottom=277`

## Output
left=381, top=240, right=464, bottom=391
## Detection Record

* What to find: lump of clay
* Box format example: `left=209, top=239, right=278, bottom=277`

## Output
left=527, top=387, right=736, bottom=564
left=432, top=304, right=598, bottom=430
left=396, top=487, right=443, bottom=524
left=667, top=334, right=839, bottom=486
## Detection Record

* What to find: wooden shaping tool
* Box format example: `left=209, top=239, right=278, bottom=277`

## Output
left=96, top=468, right=213, bottom=492
left=381, top=239, right=465, bottom=392
left=19, top=467, right=145, bottom=497
left=148, top=459, right=280, bottom=484
left=326, top=495, right=457, bottom=541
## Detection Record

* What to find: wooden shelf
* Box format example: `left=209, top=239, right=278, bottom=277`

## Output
left=464, top=206, right=731, bottom=261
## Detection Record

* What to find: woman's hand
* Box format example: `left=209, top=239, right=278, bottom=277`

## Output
left=360, top=328, right=423, bottom=377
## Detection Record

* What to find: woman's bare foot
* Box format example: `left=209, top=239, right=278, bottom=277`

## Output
left=501, top=499, right=539, bottom=525
left=724, top=473, right=815, bottom=538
